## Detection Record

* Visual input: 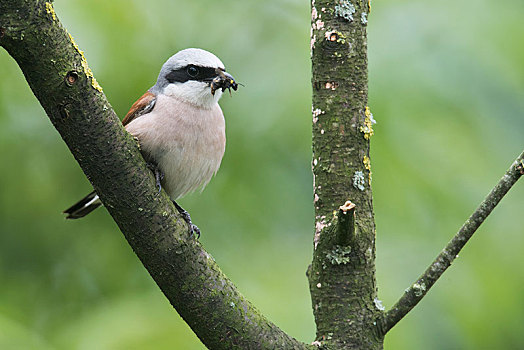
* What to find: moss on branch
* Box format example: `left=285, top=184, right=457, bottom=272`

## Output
left=0, top=1, right=312, bottom=349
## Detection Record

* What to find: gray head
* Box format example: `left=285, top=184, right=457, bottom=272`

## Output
left=152, top=48, right=236, bottom=108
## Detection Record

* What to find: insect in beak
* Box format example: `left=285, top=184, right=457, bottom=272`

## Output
left=210, top=69, right=239, bottom=96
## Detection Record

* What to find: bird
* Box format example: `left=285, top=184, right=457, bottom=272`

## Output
left=63, top=48, right=238, bottom=237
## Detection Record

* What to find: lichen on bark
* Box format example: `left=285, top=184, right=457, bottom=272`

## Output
left=0, top=1, right=312, bottom=349
left=309, top=0, right=384, bottom=348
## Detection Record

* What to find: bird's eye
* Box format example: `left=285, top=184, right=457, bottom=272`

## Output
left=186, top=65, right=200, bottom=78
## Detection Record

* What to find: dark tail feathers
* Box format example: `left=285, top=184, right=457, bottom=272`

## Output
left=63, top=191, right=102, bottom=219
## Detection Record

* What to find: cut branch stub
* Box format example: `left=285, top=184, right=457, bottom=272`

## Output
left=309, top=0, right=382, bottom=348
left=337, top=200, right=356, bottom=246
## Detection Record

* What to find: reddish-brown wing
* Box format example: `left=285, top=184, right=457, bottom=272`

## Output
left=122, top=91, right=157, bottom=126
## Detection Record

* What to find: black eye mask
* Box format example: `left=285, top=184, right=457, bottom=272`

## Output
left=165, top=65, right=220, bottom=84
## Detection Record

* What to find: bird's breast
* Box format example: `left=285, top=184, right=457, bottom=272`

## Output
left=125, top=95, right=226, bottom=199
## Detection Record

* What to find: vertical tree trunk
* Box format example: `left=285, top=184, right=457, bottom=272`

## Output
left=308, top=0, right=384, bottom=348
left=2, top=1, right=522, bottom=349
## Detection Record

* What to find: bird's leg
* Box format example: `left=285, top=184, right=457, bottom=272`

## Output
left=146, top=162, right=199, bottom=238
left=172, top=201, right=201, bottom=238
left=146, top=162, right=164, bottom=193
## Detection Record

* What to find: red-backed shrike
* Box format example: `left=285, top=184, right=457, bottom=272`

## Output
left=64, top=48, right=238, bottom=237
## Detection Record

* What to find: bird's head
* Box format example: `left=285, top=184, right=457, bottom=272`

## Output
left=153, top=48, right=238, bottom=109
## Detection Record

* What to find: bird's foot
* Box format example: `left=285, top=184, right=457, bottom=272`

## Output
left=188, top=223, right=201, bottom=239
left=173, top=201, right=201, bottom=238
left=147, top=162, right=164, bottom=193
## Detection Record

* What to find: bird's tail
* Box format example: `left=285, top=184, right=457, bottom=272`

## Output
left=63, top=191, right=102, bottom=219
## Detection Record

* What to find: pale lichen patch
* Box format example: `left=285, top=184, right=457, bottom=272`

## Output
left=67, top=32, right=103, bottom=92
left=374, top=297, right=385, bottom=311
left=361, top=12, right=368, bottom=25
left=325, top=81, right=339, bottom=90
left=326, top=245, right=352, bottom=265
left=366, top=247, right=373, bottom=261
left=314, top=216, right=329, bottom=249
left=312, top=6, right=318, bottom=21
left=313, top=19, right=324, bottom=30
left=353, top=171, right=365, bottom=191
left=412, top=282, right=426, bottom=297
left=312, top=108, right=324, bottom=123
left=335, top=0, right=356, bottom=22
left=312, top=108, right=323, bottom=117
left=310, top=34, right=317, bottom=55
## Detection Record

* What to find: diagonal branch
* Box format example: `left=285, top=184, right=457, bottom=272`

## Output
left=380, top=150, right=524, bottom=335
left=0, top=1, right=312, bottom=349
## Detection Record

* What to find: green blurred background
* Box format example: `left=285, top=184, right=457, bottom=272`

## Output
left=0, top=0, right=522, bottom=348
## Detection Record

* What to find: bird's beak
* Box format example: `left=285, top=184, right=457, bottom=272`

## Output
left=211, top=69, right=238, bottom=96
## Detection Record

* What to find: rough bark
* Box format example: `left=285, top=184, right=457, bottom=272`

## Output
left=309, top=0, right=384, bottom=349
left=0, top=1, right=311, bottom=349
left=3, top=1, right=522, bottom=349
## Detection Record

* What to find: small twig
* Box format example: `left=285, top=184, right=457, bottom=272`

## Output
left=381, top=150, right=524, bottom=335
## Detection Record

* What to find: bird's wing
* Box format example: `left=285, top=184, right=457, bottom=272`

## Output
left=122, top=91, right=157, bottom=126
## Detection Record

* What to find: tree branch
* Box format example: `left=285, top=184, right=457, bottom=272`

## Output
left=380, top=150, right=524, bottom=335
left=0, top=1, right=312, bottom=349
